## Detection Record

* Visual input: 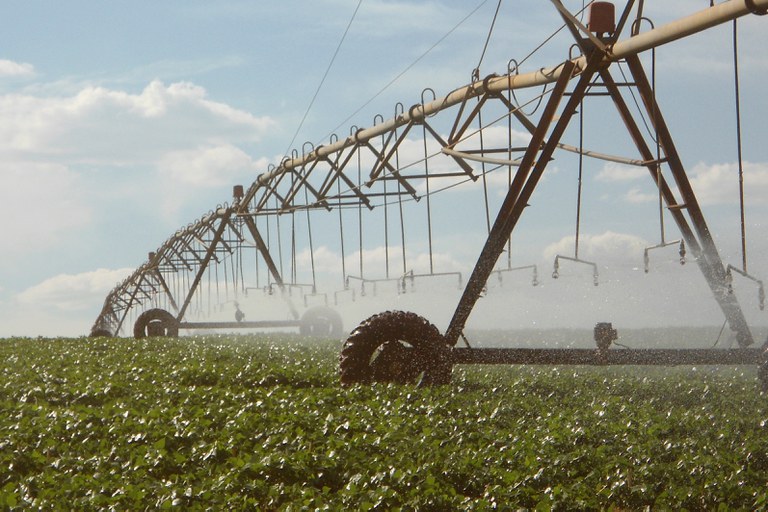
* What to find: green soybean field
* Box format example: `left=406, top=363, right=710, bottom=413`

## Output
left=1, top=335, right=767, bottom=510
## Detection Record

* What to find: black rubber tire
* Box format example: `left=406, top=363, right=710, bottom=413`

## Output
left=89, top=328, right=113, bottom=338
left=133, top=308, right=179, bottom=339
left=300, top=306, right=344, bottom=338
left=339, top=310, right=452, bottom=386
left=759, top=362, right=768, bottom=393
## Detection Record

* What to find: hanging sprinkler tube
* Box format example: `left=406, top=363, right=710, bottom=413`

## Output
left=490, top=264, right=539, bottom=287
left=643, top=239, right=686, bottom=273
left=239, top=0, right=768, bottom=212
left=552, top=255, right=599, bottom=286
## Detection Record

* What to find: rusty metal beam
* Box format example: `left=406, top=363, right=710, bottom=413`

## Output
left=444, top=58, right=583, bottom=345
left=114, top=272, right=147, bottom=335
left=368, top=122, right=415, bottom=182
left=318, top=148, right=375, bottom=209
left=598, top=68, right=699, bottom=249
left=281, top=166, right=327, bottom=212
left=363, top=141, right=421, bottom=197
left=241, top=215, right=284, bottom=288
left=238, top=0, right=768, bottom=213
left=452, top=347, right=763, bottom=366
left=151, top=269, right=179, bottom=314
left=420, top=121, right=476, bottom=179
left=448, top=89, right=490, bottom=146
left=180, top=320, right=301, bottom=330
left=177, top=211, right=233, bottom=321
left=624, top=54, right=754, bottom=346
left=241, top=215, right=300, bottom=320
left=317, top=148, right=356, bottom=198
left=550, top=0, right=609, bottom=53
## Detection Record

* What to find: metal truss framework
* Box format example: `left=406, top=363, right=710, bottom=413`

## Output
left=93, top=0, right=767, bottom=354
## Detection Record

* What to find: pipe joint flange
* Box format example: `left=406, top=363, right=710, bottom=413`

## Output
left=408, top=103, right=423, bottom=124
left=745, top=0, right=767, bottom=15
left=352, top=127, right=366, bottom=144
left=482, top=73, right=499, bottom=92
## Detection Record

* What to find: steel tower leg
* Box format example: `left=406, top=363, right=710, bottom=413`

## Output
left=176, top=211, right=233, bottom=321
left=623, top=54, right=754, bottom=346
left=241, top=215, right=300, bottom=320
left=445, top=58, right=590, bottom=345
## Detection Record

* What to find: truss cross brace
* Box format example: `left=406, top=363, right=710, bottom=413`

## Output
left=623, top=54, right=753, bottom=346
left=445, top=58, right=584, bottom=345
left=176, top=212, right=234, bottom=321
left=241, top=215, right=300, bottom=320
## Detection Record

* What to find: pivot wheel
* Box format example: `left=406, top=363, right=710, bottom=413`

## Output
left=89, top=328, right=113, bottom=338
left=300, top=306, right=344, bottom=338
left=339, top=310, right=452, bottom=386
left=133, top=308, right=179, bottom=339
left=759, top=362, right=768, bottom=393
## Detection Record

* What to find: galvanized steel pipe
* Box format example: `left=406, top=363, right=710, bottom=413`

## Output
left=241, top=0, right=768, bottom=209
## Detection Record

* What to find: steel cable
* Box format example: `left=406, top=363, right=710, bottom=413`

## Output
left=283, top=0, right=363, bottom=161
left=322, top=0, right=490, bottom=143
left=475, top=0, right=503, bottom=74
left=733, top=19, right=748, bottom=273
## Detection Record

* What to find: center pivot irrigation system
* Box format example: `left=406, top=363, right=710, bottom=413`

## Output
left=92, top=0, right=768, bottom=387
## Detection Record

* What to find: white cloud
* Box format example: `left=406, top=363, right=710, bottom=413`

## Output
left=596, top=161, right=768, bottom=207
left=596, top=162, right=647, bottom=182
left=294, top=245, right=344, bottom=274
left=543, top=231, right=649, bottom=265
left=0, top=80, right=274, bottom=164
left=407, top=250, right=464, bottom=274
left=0, top=59, right=34, bottom=77
left=0, top=161, right=91, bottom=256
left=689, top=161, right=768, bottom=206
left=158, top=144, right=269, bottom=187
left=624, top=187, right=657, bottom=204
left=294, top=244, right=463, bottom=277
left=16, top=268, right=133, bottom=313
left=346, top=245, right=463, bottom=276
left=0, top=80, right=278, bottom=241
left=454, top=125, right=532, bottom=152
left=151, top=144, right=274, bottom=223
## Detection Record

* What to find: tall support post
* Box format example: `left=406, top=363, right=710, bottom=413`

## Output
left=115, top=274, right=147, bottom=334
left=146, top=251, right=180, bottom=314
left=445, top=58, right=591, bottom=345
left=176, top=212, right=233, bottom=322
left=152, top=270, right=179, bottom=314
left=242, top=215, right=285, bottom=287
left=624, top=54, right=753, bottom=346
left=241, top=214, right=300, bottom=320
left=598, top=68, right=697, bottom=244
left=93, top=292, right=121, bottom=335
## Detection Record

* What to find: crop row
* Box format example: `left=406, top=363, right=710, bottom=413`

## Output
left=1, top=335, right=767, bottom=510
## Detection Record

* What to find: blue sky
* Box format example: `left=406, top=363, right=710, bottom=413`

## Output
left=1, top=1, right=767, bottom=338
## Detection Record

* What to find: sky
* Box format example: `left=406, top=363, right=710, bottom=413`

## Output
left=1, top=1, right=767, bottom=339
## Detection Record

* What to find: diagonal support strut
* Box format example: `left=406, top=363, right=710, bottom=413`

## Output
left=445, top=58, right=587, bottom=345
